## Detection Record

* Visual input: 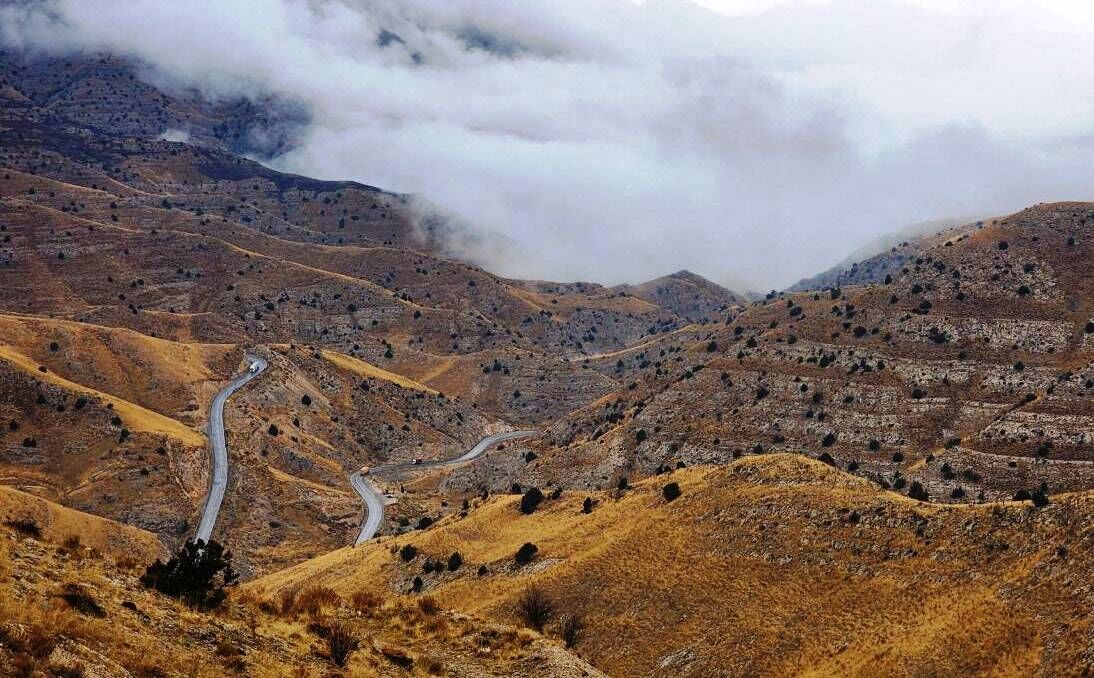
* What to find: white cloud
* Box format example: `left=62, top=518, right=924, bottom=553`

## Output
left=5, top=0, right=1094, bottom=289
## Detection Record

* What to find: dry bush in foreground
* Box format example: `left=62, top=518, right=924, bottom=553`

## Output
left=560, top=613, right=584, bottom=648
left=293, top=585, right=340, bottom=616
left=350, top=590, right=382, bottom=614
left=324, top=621, right=360, bottom=668
left=517, top=587, right=553, bottom=631
left=140, top=539, right=237, bottom=610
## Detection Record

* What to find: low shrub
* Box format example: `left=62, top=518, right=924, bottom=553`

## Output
left=514, top=542, right=538, bottom=565
left=140, top=539, right=237, bottom=610
left=59, top=583, right=106, bottom=618
left=662, top=482, right=682, bottom=502
left=560, top=613, right=583, bottom=648
left=5, top=518, right=42, bottom=539
left=519, top=487, right=544, bottom=515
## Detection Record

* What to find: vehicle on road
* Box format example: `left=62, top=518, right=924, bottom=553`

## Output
left=248, top=361, right=261, bottom=373
left=411, top=458, right=422, bottom=465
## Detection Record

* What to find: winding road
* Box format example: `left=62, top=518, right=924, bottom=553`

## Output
left=349, top=429, right=539, bottom=545
left=194, top=355, right=268, bottom=544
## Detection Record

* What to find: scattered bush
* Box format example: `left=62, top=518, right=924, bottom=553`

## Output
left=61, top=534, right=82, bottom=553
left=278, top=588, right=297, bottom=615
left=662, top=482, right=682, bottom=502
left=293, top=586, right=340, bottom=616
left=325, top=621, right=360, bottom=668
left=5, top=518, right=42, bottom=538
left=1032, top=482, right=1051, bottom=508
left=519, top=487, right=544, bottom=515
left=514, top=542, right=538, bottom=565
left=399, top=544, right=418, bottom=561
left=907, top=481, right=929, bottom=502
left=418, top=595, right=441, bottom=615
left=59, top=583, right=106, bottom=618
left=582, top=497, right=593, bottom=514
left=350, top=590, right=382, bottom=613
left=447, top=551, right=463, bottom=571
left=140, top=539, right=237, bottom=610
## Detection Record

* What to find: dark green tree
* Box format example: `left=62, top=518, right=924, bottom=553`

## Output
left=140, top=539, right=237, bottom=609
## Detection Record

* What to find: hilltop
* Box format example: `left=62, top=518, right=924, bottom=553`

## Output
left=511, top=203, right=1094, bottom=509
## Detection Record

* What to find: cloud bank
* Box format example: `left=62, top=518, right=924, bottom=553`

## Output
left=5, top=0, right=1094, bottom=290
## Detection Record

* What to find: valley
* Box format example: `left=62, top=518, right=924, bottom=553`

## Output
left=0, top=47, right=1090, bottom=677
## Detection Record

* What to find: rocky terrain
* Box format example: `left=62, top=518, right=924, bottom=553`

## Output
left=1, top=47, right=1092, bottom=677
left=0, top=50, right=741, bottom=575
left=517, top=204, right=1094, bottom=511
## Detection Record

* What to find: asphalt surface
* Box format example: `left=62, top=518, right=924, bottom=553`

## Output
left=193, top=355, right=267, bottom=544
left=349, top=429, right=539, bottom=546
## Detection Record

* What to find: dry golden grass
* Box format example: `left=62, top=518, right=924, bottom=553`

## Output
left=320, top=349, right=439, bottom=394
left=0, top=507, right=598, bottom=677
left=250, top=454, right=1093, bottom=677
left=0, top=313, right=233, bottom=399
left=0, top=343, right=205, bottom=446
left=0, top=485, right=163, bottom=561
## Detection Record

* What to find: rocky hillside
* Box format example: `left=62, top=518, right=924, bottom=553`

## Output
left=0, top=48, right=741, bottom=573
left=2, top=46, right=1093, bottom=678
left=515, top=204, right=1094, bottom=509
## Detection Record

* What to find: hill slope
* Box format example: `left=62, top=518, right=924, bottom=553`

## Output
left=250, top=455, right=1093, bottom=677
left=0, top=494, right=599, bottom=677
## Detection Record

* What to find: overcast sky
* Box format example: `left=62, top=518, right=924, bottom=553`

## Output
left=5, top=0, right=1094, bottom=290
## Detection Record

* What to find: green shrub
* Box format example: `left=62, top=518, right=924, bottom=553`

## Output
left=519, top=487, right=544, bottom=515
left=140, top=539, right=237, bottom=610
left=515, top=542, right=538, bottom=565
left=662, top=482, right=682, bottom=502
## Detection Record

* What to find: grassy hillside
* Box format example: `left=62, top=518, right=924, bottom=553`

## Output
left=0, top=494, right=600, bottom=677
left=251, top=455, right=1093, bottom=677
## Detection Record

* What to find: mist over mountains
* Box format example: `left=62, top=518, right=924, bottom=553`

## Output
left=6, top=0, right=1094, bottom=290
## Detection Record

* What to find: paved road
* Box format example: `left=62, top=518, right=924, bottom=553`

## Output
left=194, top=355, right=267, bottom=544
left=349, top=429, right=539, bottom=545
